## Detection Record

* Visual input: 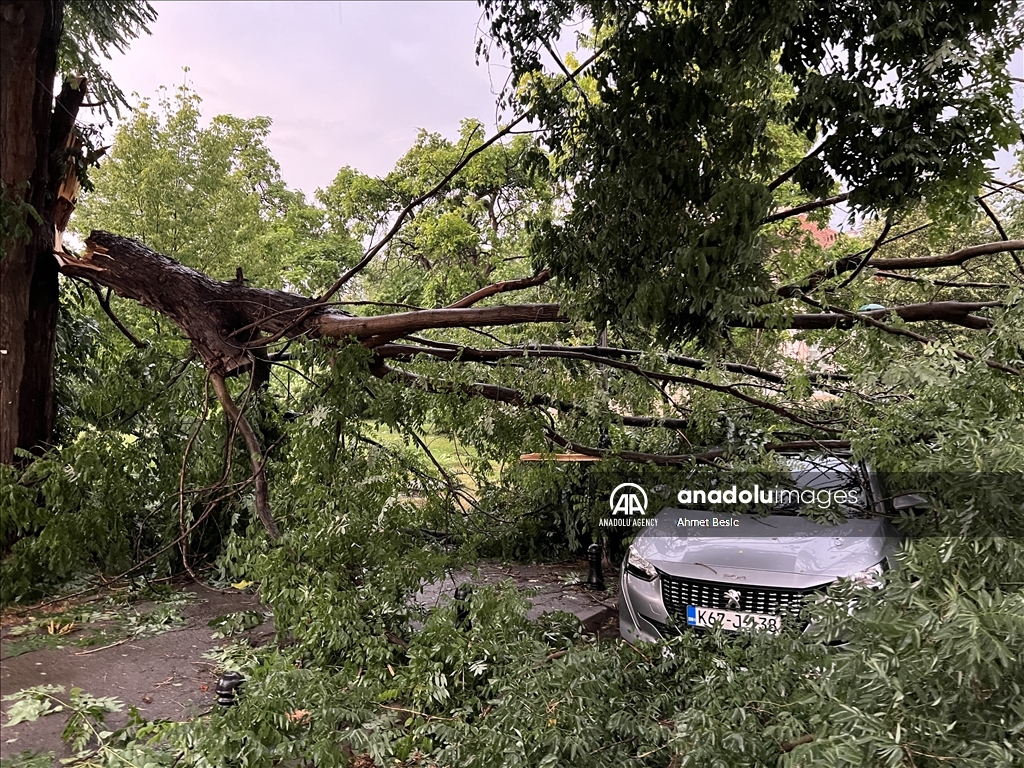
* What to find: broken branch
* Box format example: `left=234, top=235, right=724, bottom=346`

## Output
left=210, top=373, right=279, bottom=538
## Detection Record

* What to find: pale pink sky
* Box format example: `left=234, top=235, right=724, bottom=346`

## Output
left=102, top=1, right=521, bottom=196
left=100, top=0, right=1021, bottom=210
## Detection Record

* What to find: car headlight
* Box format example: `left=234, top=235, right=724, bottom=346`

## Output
left=849, top=562, right=885, bottom=589
left=626, top=546, right=657, bottom=581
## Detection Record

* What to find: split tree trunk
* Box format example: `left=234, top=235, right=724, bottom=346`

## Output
left=0, top=0, right=64, bottom=464
left=57, top=231, right=565, bottom=537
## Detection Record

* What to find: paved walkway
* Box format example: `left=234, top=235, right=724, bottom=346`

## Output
left=1, top=560, right=618, bottom=761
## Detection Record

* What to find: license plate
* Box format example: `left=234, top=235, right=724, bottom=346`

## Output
left=686, top=605, right=780, bottom=632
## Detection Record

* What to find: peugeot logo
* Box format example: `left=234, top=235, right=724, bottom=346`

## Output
left=724, top=589, right=742, bottom=611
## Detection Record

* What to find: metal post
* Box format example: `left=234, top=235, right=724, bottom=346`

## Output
left=454, top=585, right=472, bottom=629
left=215, top=671, right=245, bottom=707
left=585, top=543, right=605, bottom=590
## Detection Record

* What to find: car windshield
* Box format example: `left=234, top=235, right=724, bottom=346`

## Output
left=767, top=455, right=872, bottom=518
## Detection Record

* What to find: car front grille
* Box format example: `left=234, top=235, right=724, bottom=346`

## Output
left=659, top=572, right=826, bottom=619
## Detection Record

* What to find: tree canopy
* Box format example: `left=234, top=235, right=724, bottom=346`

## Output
left=481, top=0, right=1024, bottom=340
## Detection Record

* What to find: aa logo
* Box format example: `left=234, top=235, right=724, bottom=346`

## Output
left=609, top=483, right=648, bottom=516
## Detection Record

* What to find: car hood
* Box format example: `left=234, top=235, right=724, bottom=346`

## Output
left=631, top=507, right=899, bottom=586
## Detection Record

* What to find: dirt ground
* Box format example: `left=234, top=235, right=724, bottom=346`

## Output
left=1, top=560, right=618, bottom=762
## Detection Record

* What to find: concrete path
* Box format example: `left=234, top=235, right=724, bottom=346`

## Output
left=1, top=560, right=618, bottom=761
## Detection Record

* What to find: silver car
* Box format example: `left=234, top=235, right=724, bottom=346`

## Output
left=618, top=456, right=904, bottom=641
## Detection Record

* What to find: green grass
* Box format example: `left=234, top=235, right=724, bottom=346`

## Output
left=364, top=423, right=490, bottom=481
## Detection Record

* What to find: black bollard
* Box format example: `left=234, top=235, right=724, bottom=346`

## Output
left=585, top=543, right=605, bottom=590
left=216, top=671, right=245, bottom=707
left=454, top=585, right=472, bottom=629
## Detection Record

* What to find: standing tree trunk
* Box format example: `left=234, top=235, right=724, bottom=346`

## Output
left=1, top=0, right=64, bottom=463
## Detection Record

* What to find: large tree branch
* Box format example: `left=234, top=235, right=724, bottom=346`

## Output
left=749, top=301, right=1002, bottom=331
left=59, top=232, right=316, bottom=373
left=58, top=232, right=566, bottom=373
left=322, top=303, right=565, bottom=340
left=210, top=373, right=279, bottom=538
left=778, top=240, right=1024, bottom=298
left=762, top=193, right=850, bottom=224
left=868, top=240, right=1024, bottom=270
left=360, top=273, right=554, bottom=349
left=873, top=272, right=1010, bottom=289
left=797, top=296, right=1021, bottom=376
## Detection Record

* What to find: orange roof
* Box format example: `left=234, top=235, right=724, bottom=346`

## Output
left=799, top=216, right=838, bottom=248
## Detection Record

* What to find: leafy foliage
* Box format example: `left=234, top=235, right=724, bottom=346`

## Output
left=480, top=0, right=1024, bottom=341
left=208, top=609, right=264, bottom=638
left=2, top=684, right=124, bottom=754
left=3, top=5, right=1024, bottom=763
left=73, top=84, right=351, bottom=291
left=58, top=0, right=157, bottom=119
left=318, top=119, right=552, bottom=307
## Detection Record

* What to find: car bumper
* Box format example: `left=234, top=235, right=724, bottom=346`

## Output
left=618, top=567, right=672, bottom=643
left=618, top=565, right=833, bottom=642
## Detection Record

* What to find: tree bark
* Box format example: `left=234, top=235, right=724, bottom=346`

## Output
left=769, top=302, right=999, bottom=331
left=0, top=0, right=63, bottom=464
left=58, top=232, right=565, bottom=376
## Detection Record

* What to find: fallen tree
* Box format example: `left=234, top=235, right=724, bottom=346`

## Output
left=52, top=224, right=1022, bottom=537
left=3, top=3, right=1023, bottom=766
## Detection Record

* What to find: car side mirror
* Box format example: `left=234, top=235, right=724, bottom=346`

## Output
left=892, top=493, right=929, bottom=511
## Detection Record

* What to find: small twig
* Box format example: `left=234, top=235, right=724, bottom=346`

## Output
left=622, top=640, right=652, bottom=663
left=981, top=178, right=1024, bottom=197
left=75, top=637, right=129, bottom=655
left=766, top=143, right=826, bottom=192
left=534, top=649, right=569, bottom=667
left=976, top=195, right=1024, bottom=279
left=834, top=212, right=893, bottom=290
left=542, top=40, right=589, bottom=103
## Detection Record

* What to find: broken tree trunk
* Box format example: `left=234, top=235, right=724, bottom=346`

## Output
left=56, top=231, right=565, bottom=537
left=1, top=0, right=64, bottom=464
left=59, top=231, right=564, bottom=376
